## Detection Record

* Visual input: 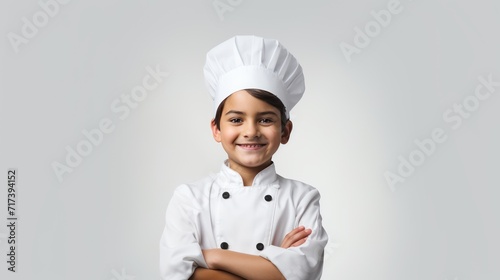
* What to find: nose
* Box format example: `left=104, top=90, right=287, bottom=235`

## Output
left=243, top=122, right=260, bottom=138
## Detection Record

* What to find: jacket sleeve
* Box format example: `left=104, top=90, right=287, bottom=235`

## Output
left=159, top=185, right=208, bottom=280
left=259, top=188, right=328, bottom=280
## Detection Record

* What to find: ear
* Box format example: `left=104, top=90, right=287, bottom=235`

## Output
left=281, top=120, right=293, bottom=144
left=210, top=119, right=222, bottom=143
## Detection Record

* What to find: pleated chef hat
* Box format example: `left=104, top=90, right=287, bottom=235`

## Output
left=203, top=35, right=305, bottom=118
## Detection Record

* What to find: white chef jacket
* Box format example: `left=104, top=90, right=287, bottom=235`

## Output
left=159, top=161, right=328, bottom=280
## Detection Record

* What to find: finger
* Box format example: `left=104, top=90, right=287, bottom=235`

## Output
left=290, top=229, right=312, bottom=246
left=281, top=226, right=305, bottom=247
left=282, top=226, right=304, bottom=242
left=281, top=227, right=312, bottom=248
left=289, top=228, right=311, bottom=242
left=291, top=237, right=308, bottom=247
left=285, top=226, right=305, bottom=238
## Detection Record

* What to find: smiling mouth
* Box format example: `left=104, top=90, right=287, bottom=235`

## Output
left=237, top=144, right=266, bottom=150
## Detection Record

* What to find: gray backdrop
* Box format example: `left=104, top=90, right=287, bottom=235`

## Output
left=1, top=0, right=499, bottom=279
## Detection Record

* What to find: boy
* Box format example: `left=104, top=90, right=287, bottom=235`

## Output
left=160, top=35, right=328, bottom=280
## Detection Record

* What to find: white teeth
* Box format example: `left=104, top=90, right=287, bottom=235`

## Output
left=239, top=144, right=263, bottom=147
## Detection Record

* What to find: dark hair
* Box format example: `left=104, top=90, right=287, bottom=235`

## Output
left=214, top=89, right=288, bottom=131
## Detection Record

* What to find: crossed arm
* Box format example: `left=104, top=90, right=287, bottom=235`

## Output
left=189, top=226, right=312, bottom=280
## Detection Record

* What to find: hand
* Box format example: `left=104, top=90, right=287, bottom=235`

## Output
left=280, top=226, right=312, bottom=248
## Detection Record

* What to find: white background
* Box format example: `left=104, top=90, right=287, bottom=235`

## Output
left=1, top=0, right=499, bottom=279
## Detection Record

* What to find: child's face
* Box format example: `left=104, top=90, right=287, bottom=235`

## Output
left=211, top=90, right=292, bottom=175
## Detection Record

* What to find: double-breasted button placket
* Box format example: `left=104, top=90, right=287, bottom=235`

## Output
left=211, top=162, right=281, bottom=255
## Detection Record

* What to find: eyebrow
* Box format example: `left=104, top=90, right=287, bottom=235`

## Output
left=224, top=110, right=279, bottom=117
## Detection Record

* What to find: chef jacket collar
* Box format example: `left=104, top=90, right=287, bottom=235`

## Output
left=219, top=160, right=279, bottom=188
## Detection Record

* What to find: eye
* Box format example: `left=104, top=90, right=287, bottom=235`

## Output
left=229, top=118, right=242, bottom=123
left=259, top=118, right=274, bottom=124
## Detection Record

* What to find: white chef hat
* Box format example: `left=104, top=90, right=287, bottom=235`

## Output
left=203, top=35, right=305, bottom=118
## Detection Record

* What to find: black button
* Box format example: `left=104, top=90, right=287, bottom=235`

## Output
left=222, top=192, right=230, bottom=199
left=220, top=242, right=229, bottom=250
left=256, top=243, right=264, bottom=251
left=264, top=195, right=272, bottom=202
